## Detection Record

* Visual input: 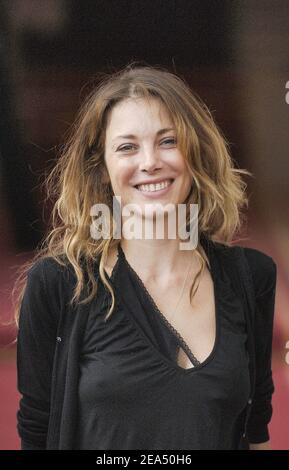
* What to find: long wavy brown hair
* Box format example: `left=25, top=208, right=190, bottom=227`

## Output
left=12, top=62, right=252, bottom=331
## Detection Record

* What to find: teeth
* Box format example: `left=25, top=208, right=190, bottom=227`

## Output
left=137, top=179, right=172, bottom=192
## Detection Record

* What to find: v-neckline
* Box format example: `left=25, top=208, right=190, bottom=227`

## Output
left=115, top=237, right=220, bottom=373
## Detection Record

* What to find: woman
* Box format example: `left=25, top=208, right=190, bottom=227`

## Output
left=14, top=64, right=277, bottom=450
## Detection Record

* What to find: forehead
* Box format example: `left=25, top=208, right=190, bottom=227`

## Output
left=106, top=98, right=174, bottom=139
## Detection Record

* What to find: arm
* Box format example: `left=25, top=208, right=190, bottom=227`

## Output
left=245, top=255, right=277, bottom=448
left=16, top=259, right=60, bottom=450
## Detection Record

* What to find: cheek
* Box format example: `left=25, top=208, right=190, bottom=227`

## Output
left=177, top=160, right=191, bottom=184
left=118, top=163, right=135, bottom=186
left=106, top=157, right=127, bottom=181
left=109, top=171, right=134, bottom=196
left=173, top=153, right=189, bottom=174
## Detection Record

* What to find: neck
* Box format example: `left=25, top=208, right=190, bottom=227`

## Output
left=119, top=237, right=201, bottom=285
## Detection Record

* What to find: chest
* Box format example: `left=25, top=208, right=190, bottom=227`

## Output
left=142, top=268, right=217, bottom=369
left=104, top=248, right=217, bottom=370
left=78, top=279, right=250, bottom=414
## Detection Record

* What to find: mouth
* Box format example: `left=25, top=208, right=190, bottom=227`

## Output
left=133, top=179, right=174, bottom=197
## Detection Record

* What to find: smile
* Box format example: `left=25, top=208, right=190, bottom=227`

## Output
left=134, top=179, right=174, bottom=193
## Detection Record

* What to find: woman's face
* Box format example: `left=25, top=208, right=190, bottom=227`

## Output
left=104, top=97, right=192, bottom=220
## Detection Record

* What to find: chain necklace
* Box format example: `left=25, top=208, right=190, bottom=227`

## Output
left=118, top=243, right=193, bottom=324
left=167, top=255, right=193, bottom=323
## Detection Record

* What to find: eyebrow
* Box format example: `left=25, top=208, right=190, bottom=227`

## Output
left=112, top=127, right=175, bottom=143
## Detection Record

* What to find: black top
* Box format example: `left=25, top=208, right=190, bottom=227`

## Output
left=16, top=237, right=277, bottom=449
left=75, top=240, right=251, bottom=449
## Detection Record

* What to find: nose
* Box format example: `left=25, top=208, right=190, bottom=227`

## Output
left=139, top=148, right=163, bottom=173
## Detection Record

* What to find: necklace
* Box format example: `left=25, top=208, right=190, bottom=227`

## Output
left=117, top=243, right=193, bottom=324
left=168, top=255, right=193, bottom=323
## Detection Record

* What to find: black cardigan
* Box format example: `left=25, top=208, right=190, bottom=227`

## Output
left=16, top=241, right=277, bottom=449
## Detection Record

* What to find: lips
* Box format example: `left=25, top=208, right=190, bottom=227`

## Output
left=133, top=179, right=175, bottom=199
left=134, top=178, right=174, bottom=190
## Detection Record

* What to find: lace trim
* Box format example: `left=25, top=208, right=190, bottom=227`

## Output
left=118, top=245, right=201, bottom=367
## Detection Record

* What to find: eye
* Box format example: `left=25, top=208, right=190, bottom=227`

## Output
left=117, top=137, right=177, bottom=153
left=117, top=144, right=135, bottom=152
left=161, top=137, right=177, bottom=145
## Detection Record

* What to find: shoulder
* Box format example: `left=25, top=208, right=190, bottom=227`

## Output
left=28, top=256, right=74, bottom=290
left=242, top=246, right=277, bottom=297
left=213, top=241, right=277, bottom=298
left=24, top=256, right=80, bottom=321
left=27, top=255, right=101, bottom=298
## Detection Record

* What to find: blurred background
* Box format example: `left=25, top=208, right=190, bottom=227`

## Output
left=0, top=0, right=288, bottom=450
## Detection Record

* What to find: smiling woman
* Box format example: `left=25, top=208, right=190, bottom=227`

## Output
left=13, top=63, right=277, bottom=450
left=103, top=97, right=193, bottom=223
